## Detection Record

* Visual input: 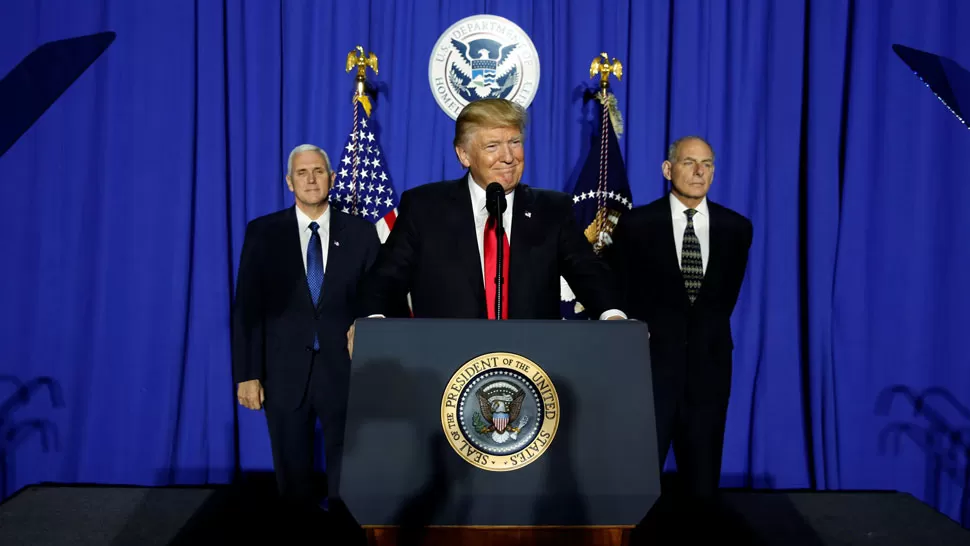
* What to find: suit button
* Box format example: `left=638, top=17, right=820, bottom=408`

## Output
left=304, top=346, right=312, bottom=352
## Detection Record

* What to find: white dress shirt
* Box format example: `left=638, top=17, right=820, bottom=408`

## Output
left=669, top=192, right=710, bottom=274
left=468, top=174, right=514, bottom=281
left=295, top=204, right=330, bottom=274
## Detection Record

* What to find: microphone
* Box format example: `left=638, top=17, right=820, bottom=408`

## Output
left=485, top=182, right=507, bottom=217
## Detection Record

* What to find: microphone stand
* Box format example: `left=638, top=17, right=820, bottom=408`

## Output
left=493, top=191, right=505, bottom=321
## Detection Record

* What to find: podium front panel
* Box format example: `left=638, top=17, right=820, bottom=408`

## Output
left=339, top=318, right=659, bottom=527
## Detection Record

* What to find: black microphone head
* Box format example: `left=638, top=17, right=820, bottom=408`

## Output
left=485, top=182, right=508, bottom=216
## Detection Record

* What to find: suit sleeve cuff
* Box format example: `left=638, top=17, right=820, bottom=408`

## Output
left=598, top=309, right=627, bottom=320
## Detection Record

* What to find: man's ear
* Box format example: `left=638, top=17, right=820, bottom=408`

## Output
left=455, top=145, right=471, bottom=168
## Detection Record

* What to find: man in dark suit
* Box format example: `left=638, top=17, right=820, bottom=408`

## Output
left=605, top=136, right=752, bottom=512
left=232, top=144, right=381, bottom=526
left=348, top=98, right=624, bottom=345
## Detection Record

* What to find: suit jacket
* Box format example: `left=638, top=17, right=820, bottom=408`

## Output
left=605, top=195, right=752, bottom=403
left=231, top=205, right=381, bottom=411
left=357, top=175, right=620, bottom=319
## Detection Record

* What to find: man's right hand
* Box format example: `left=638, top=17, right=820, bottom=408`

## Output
left=347, top=322, right=356, bottom=359
left=237, top=379, right=264, bottom=410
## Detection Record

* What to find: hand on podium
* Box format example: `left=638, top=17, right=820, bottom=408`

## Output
left=347, top=322, right=356, bottom=358
left=348, top=315, right=386, bottom=358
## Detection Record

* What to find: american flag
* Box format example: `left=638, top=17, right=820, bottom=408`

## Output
left=329, top=107, right=399, bottom=242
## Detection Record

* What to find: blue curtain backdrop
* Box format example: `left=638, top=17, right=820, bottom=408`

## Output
left=1, top=0, right=968, bottom=526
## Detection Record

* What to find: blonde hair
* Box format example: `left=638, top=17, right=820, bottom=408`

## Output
left=454, top=98, right=527, bottom=148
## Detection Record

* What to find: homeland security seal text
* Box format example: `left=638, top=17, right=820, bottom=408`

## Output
left=428, top=15, right=541, bottom=119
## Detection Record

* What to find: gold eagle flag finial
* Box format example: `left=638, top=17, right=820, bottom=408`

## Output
left=588, top=51, right=625, bottom=138
left=589, top=52, right=622, bottom=97
left=345, top=45, right=378, bottom=116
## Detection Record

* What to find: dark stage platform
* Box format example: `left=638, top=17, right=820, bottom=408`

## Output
left=0, top=478, right=967, bottom=545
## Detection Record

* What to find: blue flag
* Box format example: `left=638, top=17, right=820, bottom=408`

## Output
left=561, top=92, right=633, bottom=319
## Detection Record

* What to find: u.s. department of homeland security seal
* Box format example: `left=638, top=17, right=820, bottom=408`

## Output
left=440, top=352, right=559, bottom=471
left=428, top=14, right=541, bottom=119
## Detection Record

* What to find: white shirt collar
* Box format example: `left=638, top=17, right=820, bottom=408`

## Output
left=295, top=204, right=330, bottom=234
left=468, top=174, right=515, bottom=216
left=669, top=192, right=709, bottom=218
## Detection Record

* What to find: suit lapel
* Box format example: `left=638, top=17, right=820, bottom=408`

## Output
left=508, top=184, right=536, bottom=318
left=279, top=207, right=315, bottom=312
left=655, top=201, right=688, bottom=302
left=447, top=177, right=486, bottom=309
left=698, top=204, right=724, bottom=303
left=318, top=208, right=347, bottom=310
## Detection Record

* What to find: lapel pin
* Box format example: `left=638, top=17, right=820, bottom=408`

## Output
left=524, top=211, right=532, bottom=218
left=334, top=241, right=340, bottom=247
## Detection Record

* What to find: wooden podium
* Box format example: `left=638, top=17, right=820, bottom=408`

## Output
left=364, top=526, right=631, bottom=545
left=338, top=318, right=659, bottom=545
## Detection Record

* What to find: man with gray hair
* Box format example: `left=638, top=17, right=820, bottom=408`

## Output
left=231, top=143, right=382, bottom=528
left=605, top=136, right=752, bottom=531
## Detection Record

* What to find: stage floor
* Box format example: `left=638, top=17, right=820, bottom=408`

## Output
left=1, top=478, right=967, bottom=545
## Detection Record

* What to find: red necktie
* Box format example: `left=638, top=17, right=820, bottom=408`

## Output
left=484, top=215, right=510, bottom=319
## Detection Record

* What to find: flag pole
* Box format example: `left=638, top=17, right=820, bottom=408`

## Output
left=588, top=52, right=624, bottom=254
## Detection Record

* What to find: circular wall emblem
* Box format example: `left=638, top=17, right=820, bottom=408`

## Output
left=428, top=15, right=541, bottom=119
left=440, top=352, right=559, bottom=471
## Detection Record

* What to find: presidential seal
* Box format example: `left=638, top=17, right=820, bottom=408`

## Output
left=428, top=14, right=541, bottom=119
left=440, top=352, right=559, bottom=471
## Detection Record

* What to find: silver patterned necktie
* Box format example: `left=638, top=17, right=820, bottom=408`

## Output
left=682, top=209, right=703, bottom=304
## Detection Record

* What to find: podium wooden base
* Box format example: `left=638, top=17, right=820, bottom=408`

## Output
left=364, top=526, right=632, bottom=546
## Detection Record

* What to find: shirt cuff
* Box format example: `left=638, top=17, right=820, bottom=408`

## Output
left=598, top=309, right=627, bottom=320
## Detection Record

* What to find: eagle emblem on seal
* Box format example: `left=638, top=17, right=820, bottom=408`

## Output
left=473, top=381, right=530, bottom=444
left=448, top=38, right=520, bottom=101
